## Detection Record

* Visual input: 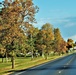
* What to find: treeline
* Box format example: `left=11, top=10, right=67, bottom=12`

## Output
left=0, top=0, right=75, bottom=69
left=23, top=23, right=67, bottom=57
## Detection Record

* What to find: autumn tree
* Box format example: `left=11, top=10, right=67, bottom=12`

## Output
left=60, top=39, right=67, bottom=54
left=66, top=39, right=74, bottom=50
left=36, top=23, right=54, bottom=59
left=54, top=28, right=66, bottom=55
left=0, top=0, right=38, bottom=69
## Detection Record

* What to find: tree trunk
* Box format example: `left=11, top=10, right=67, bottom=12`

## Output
left=44, top=51, right=48, bottom=60
left=12, top=56, right=15, bottom=69
left=5, top=52, right=8, bottom=62
left=42, top=50, right=44, bottom=58
left=11, top=50, right=15, bottom=69
left=31, top=50, right=34, bottom=60
left=42, top=53, right=44, bottom=58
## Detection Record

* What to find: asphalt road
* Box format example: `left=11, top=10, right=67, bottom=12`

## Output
left=10, top=53, right=76, bottom=75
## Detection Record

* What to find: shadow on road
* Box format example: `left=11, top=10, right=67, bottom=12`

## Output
left=25, top=65, right=76, bottom=71
left=9, top=65, right=76, bottom=75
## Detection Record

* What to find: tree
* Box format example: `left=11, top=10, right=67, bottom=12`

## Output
left=66, top=39, right=74, bottom=50
left=36, top=23, right=54, bottom=59
left=54, top=28, right=65, bottom=55
left=0, top=0, right=38, bottom=69
left=60, top=39, right=67, bottom=54
left=25, top=24, right=39, bottom=59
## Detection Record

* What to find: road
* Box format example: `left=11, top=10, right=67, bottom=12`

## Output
left=11, top=53, right=76, bottom=75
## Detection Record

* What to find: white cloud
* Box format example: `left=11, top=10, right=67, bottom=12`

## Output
left=52, top=17, right=76, bottom=28
left=64, top=22, right=76, bottom=27
left=33, top=16, right=76, bottom=29
left=34, top=17, right=69, bottom=26
left=33, top=18, right=52, bottom=28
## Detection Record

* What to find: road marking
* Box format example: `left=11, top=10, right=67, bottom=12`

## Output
left=59, top=71, right=62, bottom=73
left=65, top=55, right=75, bottom=66
left=57, top=55, right=76, bottom=75
left=31, top=64, right=43, bottom=69
left=67, top=56, right=74, bottom=66
left=31, top=61, right=51, bottom=69
left=14, top=71, right=26, bottom=75
left=64, top=66, right=66, bottom=68
left=66, top=63, right=68, bottom=65
left=31, top=64, right=45, bottom=69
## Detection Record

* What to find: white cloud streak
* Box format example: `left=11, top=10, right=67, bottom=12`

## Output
left=64, top=23, right=76, bottom=27
left=34, top=16, right=76, bottom=29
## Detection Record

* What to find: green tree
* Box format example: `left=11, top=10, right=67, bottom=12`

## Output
left=25, top=24, right=39, bottom=59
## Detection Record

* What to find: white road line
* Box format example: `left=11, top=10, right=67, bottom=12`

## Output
left=64, top=66, right=66, bottom=68
left=31, top=61, right=51, bottom=69
left=14, top=71, right=26, bottom=75
left=31, top=64, right=45, bottom=69
left=66, top=63, right=69, bottom=65
left=57, top=55, right=75, bottom=74
left=59, top=71, right=62, bottom=74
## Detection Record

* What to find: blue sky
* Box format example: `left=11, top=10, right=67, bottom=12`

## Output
left=0, top=0, right=76, bottom=42
left=33, top=0, right=76, bottom=42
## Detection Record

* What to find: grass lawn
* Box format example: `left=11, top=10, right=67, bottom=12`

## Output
left=0, top=55, right=66, bottom=75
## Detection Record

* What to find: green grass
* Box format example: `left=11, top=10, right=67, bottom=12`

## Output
left=0, top=55, right=66, bottom=75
